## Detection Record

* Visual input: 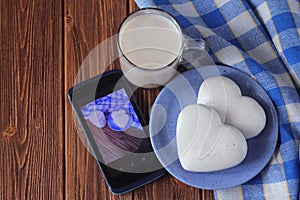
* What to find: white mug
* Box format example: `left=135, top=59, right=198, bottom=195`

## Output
left=117, top=8, right=205, bottom=88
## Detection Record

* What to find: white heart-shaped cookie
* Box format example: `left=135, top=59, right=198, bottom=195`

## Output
left=111, top=110, right=130, bottom=128
left=177, top=104, right=247, bottom=172
left=197, top=76, right=266, bottom=139
left=88, top=111, right=106, bottom=128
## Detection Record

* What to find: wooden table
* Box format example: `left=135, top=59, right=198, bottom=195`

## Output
left=0, top=0, right=214, bottom=199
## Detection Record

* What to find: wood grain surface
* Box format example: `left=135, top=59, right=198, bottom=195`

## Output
left=0, top=0, right=64, bottom=199
left=0, top=0, right=214, bottom=199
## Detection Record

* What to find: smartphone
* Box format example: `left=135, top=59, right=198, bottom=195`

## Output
left=68, top=70, right=165, bottom=194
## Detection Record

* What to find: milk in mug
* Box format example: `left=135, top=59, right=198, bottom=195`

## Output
left=119, top=12, right=183, bottom=69
left=118, top=9, right=184, bottom=88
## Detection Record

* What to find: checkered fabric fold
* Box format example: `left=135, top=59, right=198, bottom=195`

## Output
left=135, top=0, right=300, bottom=199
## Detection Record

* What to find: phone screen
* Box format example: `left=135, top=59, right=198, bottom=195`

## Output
left=80, top=88, right=150, bottom=166
left=69, top=70, right=165, bottom=193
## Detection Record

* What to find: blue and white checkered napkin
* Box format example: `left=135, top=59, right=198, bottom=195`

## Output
left=81, top=88, right=143, bottom=130
left=135, top=0, right=300, bottom=199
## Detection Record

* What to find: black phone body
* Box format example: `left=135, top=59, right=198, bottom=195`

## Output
left=68, top=70, right=165, bottom=194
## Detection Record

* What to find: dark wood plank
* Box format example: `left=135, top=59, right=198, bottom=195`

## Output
left=0, top=0, right=64, bottom=199
left=64, top=0, right=133, bottom=199
left=203, top=190, right=215, bottom=200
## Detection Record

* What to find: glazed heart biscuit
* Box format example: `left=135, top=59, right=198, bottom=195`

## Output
left=111, top=110, right=130, bottom=128
left=197, top=76, right=266, bottom=139
left=176, top=104, right=247, bottom=172
left=88, top=110, right=106, bottom=128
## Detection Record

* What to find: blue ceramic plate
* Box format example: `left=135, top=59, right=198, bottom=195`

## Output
left=149, top=65, right=278, bottom=190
